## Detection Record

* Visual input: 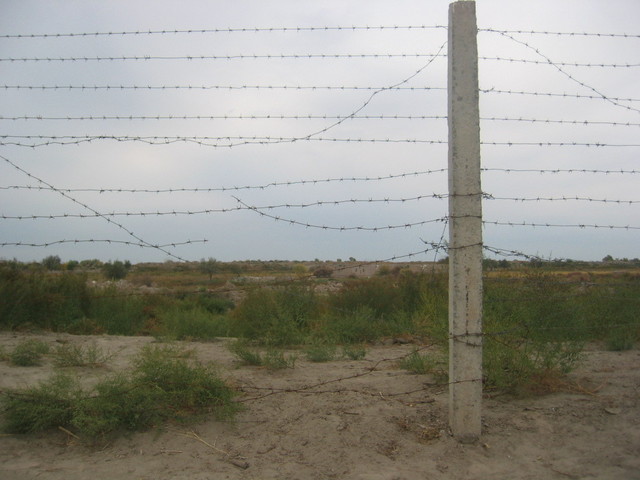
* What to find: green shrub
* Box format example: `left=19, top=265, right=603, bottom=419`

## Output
left=53, top=342, right=111, bottom=367
left=101, top=260, right=130, bottom=280
left=317, top=307, right=381, bottom=344
left=9, top=339, right=50, bottom=366
left=304, top=343, right=336, bottom=362
left=192, top=293, right=234, bottom=314
left=2, top=373, right=81, bottom=433
left=228, top=340, right=264, bottom=366
left=88, top=285, right=147, bottom=335
left=0, top=268, right=90, bottom=330
left=399, top=348, right=437, bottom=375
left=342, top=344, right=367, bottom=360
left=227, top=340, right=296, bottom=369
left=263, top=349, right=297, bottom=370
left=2, top=344, right=238, bottom=439
left=230, top=286, right=317, bottom=345
left=605, top=325, right=635, bottom=351
left=157, top=305, right=229, bottom=340
left=330, top=276, right=402, bottom=319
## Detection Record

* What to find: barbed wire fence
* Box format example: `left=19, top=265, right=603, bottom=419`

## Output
left=1, top=3, right=639, bottom=441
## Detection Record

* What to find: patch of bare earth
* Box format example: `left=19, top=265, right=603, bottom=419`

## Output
left=0, top=333, right=638, bottom=480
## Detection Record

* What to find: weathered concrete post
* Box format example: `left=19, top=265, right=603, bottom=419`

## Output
left=447, top=0, right=483, bottom=443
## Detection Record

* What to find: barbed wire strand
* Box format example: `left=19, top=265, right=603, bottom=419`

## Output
left=480, top=88, right=640, bottom=103
left=2, top=113, right=639, bottom=128
left=3, top=135, right=640, bottom=149
left=0, top=169, right=447, bottom=194
left=3, top=193, right=637, bottom=221
left=0, top=84, right=446, bottom=92
left=479, top=28, right=640, bottom=39
left=3, top=25, right=638, bottom=39
left=495, top=31, right=640, bottom=113
left=0, top=239, right=207, bottom=248
left=1, top=168, right=637, bottom=198
left=0, top=53, right=444, bottom=62
left=0, top=153, right=196, bottom=261
left=0, top=25, right=447, bottom=39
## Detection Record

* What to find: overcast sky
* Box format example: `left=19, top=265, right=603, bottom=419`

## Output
left=1, top=0, right=638, bottom=263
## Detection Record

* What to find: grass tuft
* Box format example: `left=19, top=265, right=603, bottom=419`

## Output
left=52, top=342, right=112, bottom=368
left=398, top=348, right=437, bottom=375
left=1, top=343, right=238, bottom=440
left=9, top=339, right=50, bottom=366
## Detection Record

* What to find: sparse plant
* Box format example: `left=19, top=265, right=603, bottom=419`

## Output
left=342, top=344, right=367, bottom=360
left=228, top=339, right=264, bottom=366
left=53, top=342, right=112, bottom=367
left=2, top=344, right=238, bottom=439
left=263, top=349, right=297, bottom=370
left=227, top=340, right=296, bottom=369
left=305, top=343, right=336, bottom=362
left=605, top=327, right=635, bottom=351
left=157, top=305, right=229, bottom=340
left=399, top=348, right=436, bottom=374
left=9, top=339, right=50, bottom=366
left=2, top=372, right=82, bottom=433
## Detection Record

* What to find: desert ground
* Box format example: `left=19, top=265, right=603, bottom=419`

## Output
left=1, top=332, right=638, bottom=480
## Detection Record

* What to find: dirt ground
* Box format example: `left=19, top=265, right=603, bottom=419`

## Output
left=0, top=332, right=638, bottom=480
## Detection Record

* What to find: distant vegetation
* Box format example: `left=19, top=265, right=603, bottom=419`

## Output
left=1, top=256, right=639, bottom=395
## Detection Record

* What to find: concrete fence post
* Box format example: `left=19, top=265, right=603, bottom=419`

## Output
left=447, top=0, right=483, bottom=443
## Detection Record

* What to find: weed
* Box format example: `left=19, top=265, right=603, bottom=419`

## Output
left=228, top=339, right=264, bottom=366
left=1, top=343, right=238, bottom=439
left=157, top=305, right=229, bottom=340
left=342, top=344, right=367, bottom=360
left=9, top=339, right=50, bottom=366
left=229, top=285, right=316, bottom=345
left=305, top=343, right=336, bottom=362
left=228, top=340, right=296, bottom=369
left=605, top=326, right=635, bottom=351
left=88, top=285, right=147, bottom=335
left=2, top=373, right=82, bottom=433
left=318, top=307, right=381, bottom=344
left=53, top=342, right=112, bottom=367
left=263, top=349, right=297, bottom=370
left=399, top=348, right=436, bottom=375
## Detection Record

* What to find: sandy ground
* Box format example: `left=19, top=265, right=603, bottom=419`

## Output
left=0, top=332, right=639, bottom=480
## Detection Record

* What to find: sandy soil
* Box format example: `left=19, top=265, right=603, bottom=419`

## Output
left=0, top=332, right=638, bottom=480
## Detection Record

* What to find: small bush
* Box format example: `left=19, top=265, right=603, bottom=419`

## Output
left=304, top=343, right=336, bottom=362
left=230, top=286, right=317, bottom=345
left=102, top=260, right=130, bottom=280
left=342, top=344, right=367, bottom=360
left=53, top=343, right=111, bottom=367
left=88, top=285, right=147, bottom=335
left=9, top=339, right=50, bottom=366
left=157, top=305, right=229, bottom=340
left=399, top=348, right=437, bottom=375
left=605, top=326, right=635, bottom=351
left=228, top=340, right=264, bottom=366
left=1, top=344, right=238, bottom=439
left=2, top=373, right=82, bottom=433
left=318, top=307, right=381, bottom=344
left=228, top=340, right=296, bottom=369
left=263, top=349, right=297, bottom=370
